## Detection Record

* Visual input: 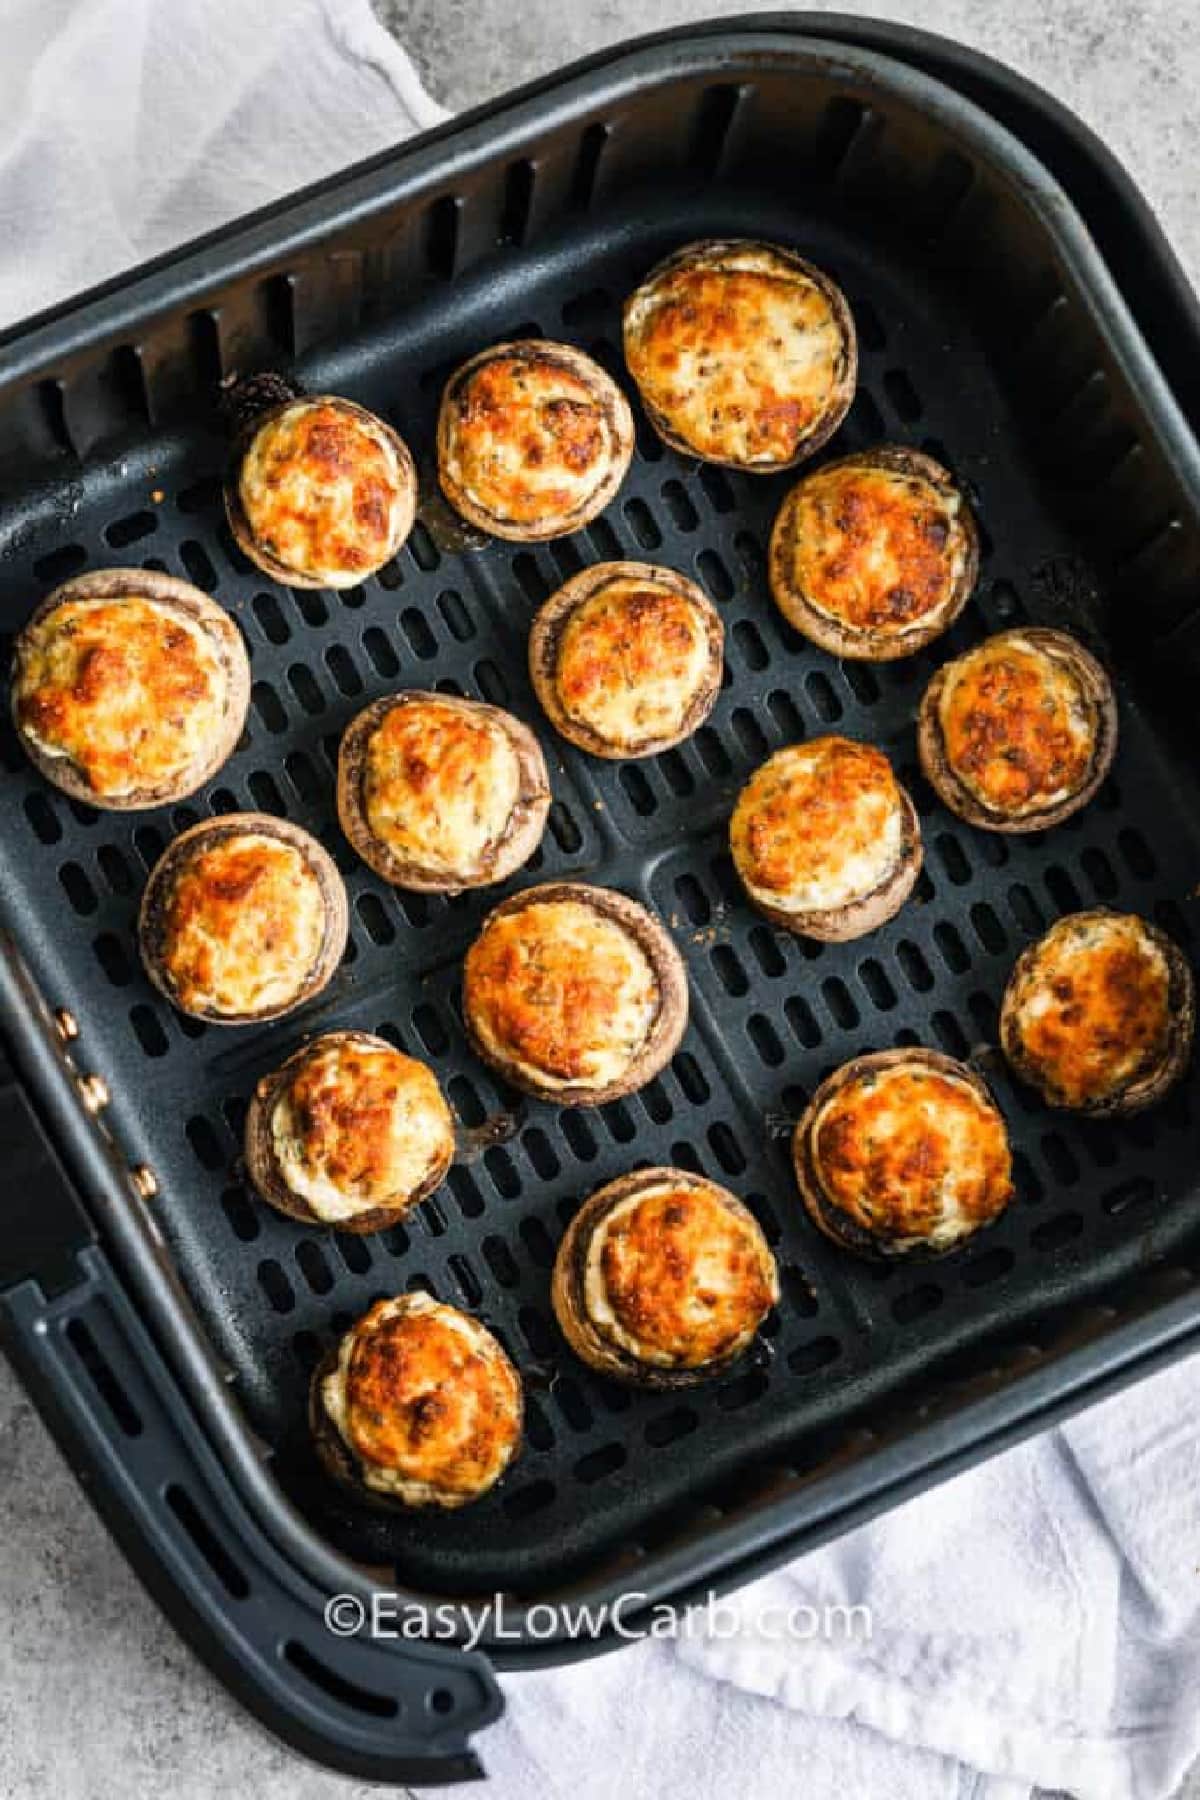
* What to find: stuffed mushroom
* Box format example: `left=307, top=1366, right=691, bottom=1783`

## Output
left=551, top=1167, right=779, bottom=1388
left=623, top=239, right=856, bottom=470
left=462, top=882, right=688, bottom=1105
left=311, top=1293, right=522, bottom=1508
left=769, top=446, right=978, bottom=660
left=244, top=1031, right=455, bottom=1231
left=917, top=627, right=1117, bottom=832
left=1000, top=910, right=1193, bottom=1115
left=436, top=339, right=634, bottom=540
left=139, top=813, right=347, bottom=1024
left=528, top=560, right=723, bottom=759
left=11, top=569, right=249, bottom=809
left=337, top=691, right=550, bottom=891
left=224, top=380, right=416, bottom=588
left=793, top=1048, right=1014, bottom=1259
left=730, top=737, right=922, bottom=941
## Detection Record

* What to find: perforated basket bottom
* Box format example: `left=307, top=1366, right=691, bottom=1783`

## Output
left=3, top=184, right=1199, bottom=1595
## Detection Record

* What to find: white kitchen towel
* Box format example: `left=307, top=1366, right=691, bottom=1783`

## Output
left=0, top=0, right=444, bottom=328
left=673, top=1351, right=1200, bottom=1800
left=465, top=1352, right=1200, bottom=1800
left=3, top=6, right=1198, bottom=1799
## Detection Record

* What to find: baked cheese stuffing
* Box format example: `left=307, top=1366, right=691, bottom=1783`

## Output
left=557, top=579, right=710, bottom=743
left=623, top=241, right=855, bottom=468
left=158, top=832, right=328, bottom=1017
left=1001, top=912, right=1177, bottom=1109
left=464, top=897, right=658, bottom=1092
left=14, top=597, right=225, bottom=798
left=770, top=450, right=974, bottom=653
left=581, top=1178, right=778, bottom=1368
left=532, top=563, right=720, bottom=756
left=320, top=1294, right=522, bottom=1505
left=438, top=341, right=632, bottom=537
left=936, top=632, right=1098, bottom=818
left=807, top=1057, right=1013, bottom=1253
left=363, top=697, right=522, bottom=878
left=731, top=737, right=906, bottom=916
left=238, top=398, right=410, bottom=583
left=270, top=1039, right=454, bottom=1224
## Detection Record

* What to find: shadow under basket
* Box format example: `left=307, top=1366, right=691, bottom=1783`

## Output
left=2, top=15, right=1200, bottom=1786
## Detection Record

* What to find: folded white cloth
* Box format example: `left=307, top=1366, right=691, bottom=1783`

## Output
left=5, top=6, right=1197, bottom=1798
left=680, top=1353, right=1200, bottom=1800
left=0, top=0, right=444, bottom=327
left=464, top=1353, right=1200, bottom=1800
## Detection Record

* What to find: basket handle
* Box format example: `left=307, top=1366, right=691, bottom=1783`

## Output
left=0, top=1047, right=501, bottom=1785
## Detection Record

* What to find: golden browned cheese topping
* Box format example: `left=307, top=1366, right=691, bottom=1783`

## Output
left=624, top=251, right=846, bottom=465
left=586, top=1182, right=777, bottom=1367
left=1009, top=914, right=1172, bottom=1106
left=363, top=700, right=521, bottom=878
left=782, top=462, right=969, bottom=634
left=731, top=738, right=904, bottom=914
left=464, top=899, right=657, bottom=1090
left=160, top=833, right=327, bottom=1016
left=443, top=351, right=619, bottom=526
left=15, top=598, right=224, bottom=797
left=272, top=1042, right=453, bottom=1221
left=555, top=580, right=711, bottom=746
left=330, top=1296, right=520, bottom=1500
left=238, top=400, right=405, bottom=579
left=813, top=1064, right=1013, bottom=1250
left=938, top=634, right=1096, bottom=817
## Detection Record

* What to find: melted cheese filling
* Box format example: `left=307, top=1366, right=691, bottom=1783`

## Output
left=363, top=700, right=522, bottom=878
left=784, top=464, right=969, bottom=636
left=161, top=833, right=327, bottom=1016
left=555, top=579, right=711, bottom=746
left=465, top=900, right=658, bottom=1090
left=239, top=400, right=406, bottom=582
left=271, top=1042, right=452, bottom=1222
left=16, top=598, right=225, bottom=797
left=321, top=1295, right=519, bottom=1501
left=583, top=1182, right=776, bottom=1367
left=813, top=1064, right=1012, bottom=1251
left=938, top=634, right=1096, bottom=816
left=443, top=352, right=619, bottom=526
left=625, top=250, right=845, bottom=465
left=1010, top=914, right=1172, bottom=1105
left=731, top=738, right=905, bottom=914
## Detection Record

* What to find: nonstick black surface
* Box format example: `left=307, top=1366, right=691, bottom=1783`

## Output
left=2, top=180, right=1198, bottom=1595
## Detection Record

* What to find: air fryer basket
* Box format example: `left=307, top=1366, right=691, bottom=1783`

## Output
left=4, top=15, right=1200, bottom=1782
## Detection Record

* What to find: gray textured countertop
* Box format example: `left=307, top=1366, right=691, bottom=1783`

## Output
left=4, top=3, right=1199, bottom=1797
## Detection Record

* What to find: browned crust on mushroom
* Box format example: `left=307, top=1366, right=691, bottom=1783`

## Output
left=436, top=339, right=635, bottom=542
left=769, top=446, right=979, bottom=660
left=462, top=880, right=688, bottom=1106
left=308, top=1300, right=523, bottom=1511
left=622, top=239, right=857, bottom=471
left=917, top=627, right=1118, bottom=832
left=733, top=767, right=923, bottom=943
left=223, top=394, right=417, bottom=589
left=999, top=909, right=1194, bottom=1115
left=336, top=691, right=551, bottom=892
left=138, top=811, right=348, bottom=1024
left=528, top=560, right=724, bottom=759
left=792, top=1047, right=1012, bottom=1261
left=243, top=1030, right=454, bottom=1233
left=550, top=1165, right=778, bottom=1388
left=11, top=569, right=250, bottom=809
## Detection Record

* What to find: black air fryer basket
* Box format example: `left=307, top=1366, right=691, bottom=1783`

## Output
left=3, top=16, right=1200, bottom=1785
